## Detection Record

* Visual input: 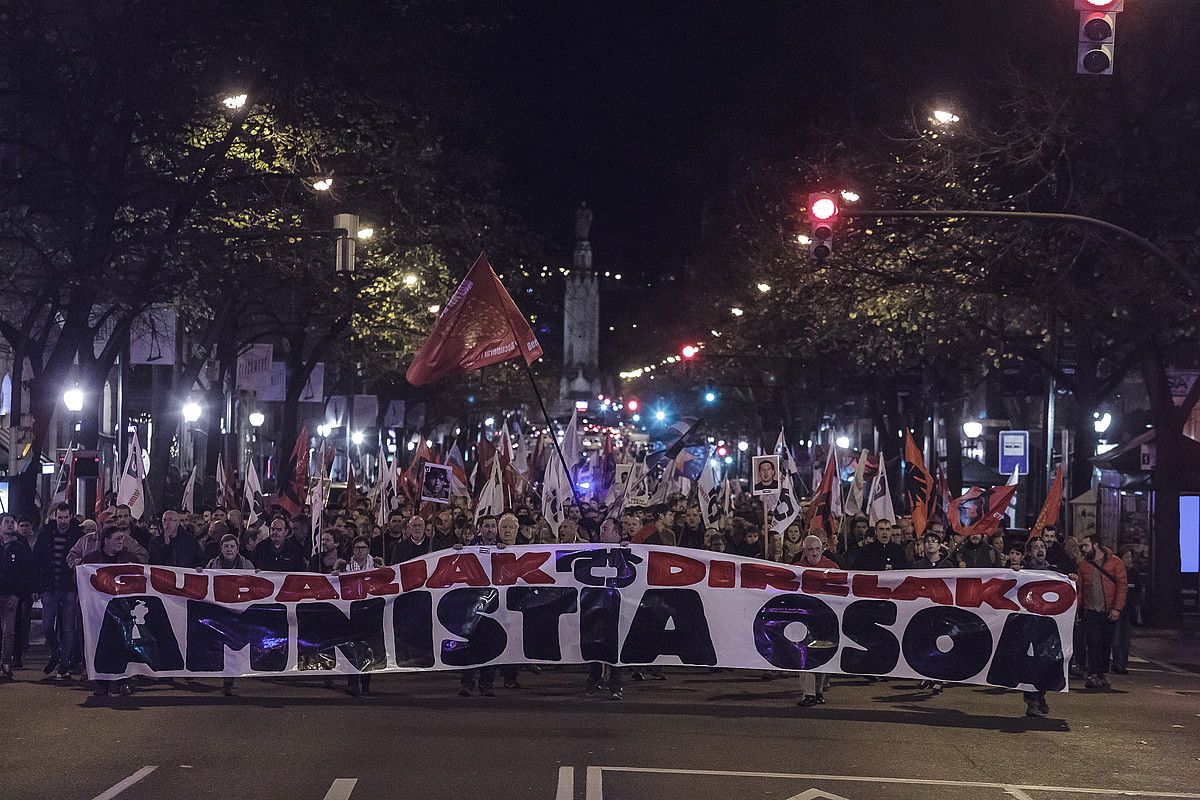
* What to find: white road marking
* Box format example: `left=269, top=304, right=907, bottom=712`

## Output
left=91, top=767, right=158, bottom=800
left=594, top=767, right=1200, bottom=798
left=785, top=789, right=854, bottom=800
left=322, top=778, right=358, bottom=800
left=585, top=766, right=603, bottom=800
left=557, top=767, right=575, bottom=800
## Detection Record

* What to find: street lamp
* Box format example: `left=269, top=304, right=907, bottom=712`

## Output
left=428, top=304, right=441, bottom=314
left=311, top=177, right=333, bottom=192
left=248, top=411, right=265, bottom=429
left=222, top=93, right=248, bottom=110
left=962, top=420, right=984, bottom=439
left=356, top=226, right=375, bottom=240
left=737, top=440, right=749, bottom=452
left=63, top=388, right=85, bottom=413
left=182, top=401, right=202, bottom=423
left=756, top=282, right=771, bottom=293
left=316, top=423, right=331, bottom=438
left=351, top=430, right=365, bottom=446
left=1093, top=412, right=1112, bottom=434
left=931, top=109, right=961, bottom=125
left=835, top=435, right=851, bottom=449
left=403, top=273, right=419, bottom=287
left=654, top=410, right=666, bottom=422
left=840, top=190, right=861, bottom=203
left=730, top=307, right=744, bottom=316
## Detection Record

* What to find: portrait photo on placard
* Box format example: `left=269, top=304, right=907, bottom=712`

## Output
left=420, top=462, right=453, bottom=504
left=751, top=454, right=781, bottom=496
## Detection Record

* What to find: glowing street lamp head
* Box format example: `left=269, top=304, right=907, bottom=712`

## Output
left=248, top=411, right=265, bottom=428
left=835, top=435, right=851, bottom=449
left=182, top=401, right=203, bottom=423
left=63, top=388, right=85, bottom=413
left=654, top=410, right=666, bottom=422
left=680, top=344, right=699, bottom=360
left=931, top=109, right=961, bottom=125
left=356, top=226, right=374, bottom=240
left=311, top=177, right=333, bottom=191
left=962, top=420, right=984, bottom=439
left=350, top=430, right=365, bottom=445
left=222, top=93, right=248, bottom=110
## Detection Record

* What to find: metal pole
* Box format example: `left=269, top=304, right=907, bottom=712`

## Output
left=1045, top=373, right=1057, bottom=498
left=521, top=362, right=580, bottom=504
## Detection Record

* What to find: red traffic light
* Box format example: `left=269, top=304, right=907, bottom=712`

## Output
left=716, top=445, right=729, bottom=458
left=809, top=195, right=838, bottom=221
left=626, top=398, right=639, bottom=412
left=680, top=344, right=699, bottom=360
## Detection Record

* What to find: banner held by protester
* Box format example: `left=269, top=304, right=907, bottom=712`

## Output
left=79, top=546, right=1074, bottom=693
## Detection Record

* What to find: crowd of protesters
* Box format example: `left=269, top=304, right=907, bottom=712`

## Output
left=0, top=489, right=1140, bottom=715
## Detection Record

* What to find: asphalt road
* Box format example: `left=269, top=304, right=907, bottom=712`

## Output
left=3, top=651, right=1199, bottom=800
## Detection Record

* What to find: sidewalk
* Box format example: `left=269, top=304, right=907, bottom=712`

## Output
left=1131, top=625, right=1200, bottom=674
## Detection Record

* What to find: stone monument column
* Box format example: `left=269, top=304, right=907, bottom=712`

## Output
left=560, top=202, right=601, bottom=401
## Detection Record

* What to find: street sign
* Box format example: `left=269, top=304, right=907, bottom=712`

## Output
left=999, top=430, right=1030, bottom=475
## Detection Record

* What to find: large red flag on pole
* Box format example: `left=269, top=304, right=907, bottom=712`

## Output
left=948, top=478, right=1019, bottom=539
left=406, top=253, right=543, bottom=386
left=1029, top=464, right=1065, bottom=541
left=278, top=424, right=311, bottom=518
left=903, top=432, right=935, bottom=537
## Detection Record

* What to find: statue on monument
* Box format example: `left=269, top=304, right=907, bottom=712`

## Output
left=575, top=201, right=592, bottom=242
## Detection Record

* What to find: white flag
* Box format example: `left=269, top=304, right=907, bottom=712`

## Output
left=844, top=449, right=869, bottom=517
left=376, top=445, right=395, bottom=527
left=561, top=409, right=581, bottom=470
left=541, top=450, right=572, bottom=536
left=474, top=454, right=505, bottom=523
left=181, top=466, right=197, bottom=514
left=512, top=421, right=529, bottom=479
left=244, top=458, right=265, bottom=528
left=867, top=455, right=896, bottom=527
left=309, top=474, right=325, bottom=556
left=768, top=432, right=802, bottom=535
left=698, top=454, right=723, bottom=530
left=116, top=432, right=146, bottom=521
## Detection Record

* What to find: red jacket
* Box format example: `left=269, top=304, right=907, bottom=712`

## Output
left=1076, top=548, right=1128, bottom=614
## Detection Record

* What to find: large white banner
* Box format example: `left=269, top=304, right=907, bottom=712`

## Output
left=78, top=546, right=1075, bottom=692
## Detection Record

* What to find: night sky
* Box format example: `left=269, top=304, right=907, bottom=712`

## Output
left=472, top=1, right=1064, bottom=283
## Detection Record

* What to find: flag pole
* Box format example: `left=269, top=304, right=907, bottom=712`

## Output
left=520, top=362, right=581, bottom=504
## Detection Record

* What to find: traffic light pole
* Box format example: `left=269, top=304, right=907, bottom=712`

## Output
left=851, top=208, right=1198, bottom=297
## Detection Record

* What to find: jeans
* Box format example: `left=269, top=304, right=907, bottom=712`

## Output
left=1082, top=610, right=1116, bottom=678
left=40, top=589, right=80, bottom=670
left=587, top=662, right=623, bottom=691
left=15, top=597, right=32, bottom=661
left=1111, top=605, right=1133, bottom=670
left=461, top=666, right=497, bottom=690
left=0, top=594, right=17, bottom=666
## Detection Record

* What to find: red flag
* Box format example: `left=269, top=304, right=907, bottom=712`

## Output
left=278, top=424, right=311, bottom=517
left=806, top=444, right=841, bottom=537
left=94, top=457, right=107, bottom=519
left=1029, top=465, right=1065, bottom=541
left=903, top=432, right=935, bottom=537
left=406, top=253, right=543, bottom=386
left=948, top=482, right=1018, bottom=539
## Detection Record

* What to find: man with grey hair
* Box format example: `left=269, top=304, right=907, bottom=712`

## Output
left=796, top=534, right=839, bottom=707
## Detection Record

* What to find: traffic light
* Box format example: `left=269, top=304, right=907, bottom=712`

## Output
left=1076, top=0, right=1122, bottom=76
left=716, top=444, right=729, bottom=458
left=680, top=344, right=699, bottom=361
left=625, top=398, right=639, bottom=413
left=807, top=193, right=838, bottom=260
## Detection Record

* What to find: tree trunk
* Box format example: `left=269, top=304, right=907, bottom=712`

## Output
left=1140, top=344, right=1189, bottom=626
